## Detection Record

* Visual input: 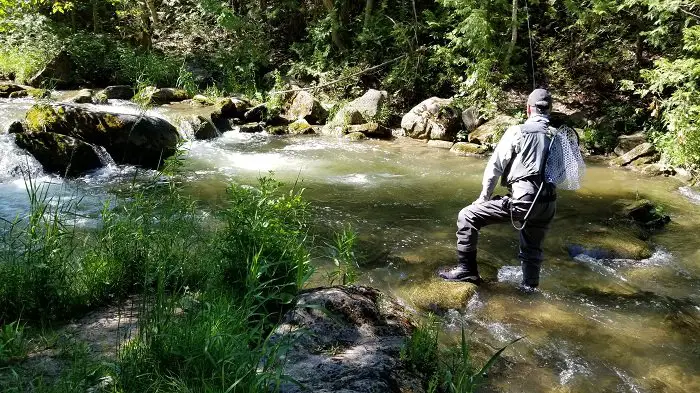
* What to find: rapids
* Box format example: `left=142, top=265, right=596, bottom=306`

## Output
left=1, top=96, right=699, bottom=392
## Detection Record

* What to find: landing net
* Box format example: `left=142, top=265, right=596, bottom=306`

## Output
left=545, top=125, right=585, bottom=190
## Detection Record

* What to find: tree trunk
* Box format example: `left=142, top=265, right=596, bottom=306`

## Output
left=145, top=0, right=160, bottom=31
left=322, top=0, right=346, bottom=51
left=138, top=1, right=153, bottom=49
left=92, top=0, right=99, bottom=33
left=364, top=0, right=375, bottom=30
left=505, top=0, right=518, bottom=66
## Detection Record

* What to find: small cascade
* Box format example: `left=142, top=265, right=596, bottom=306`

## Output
left=0, top=134, right=44, bottom=183
left=91, top=144, right=117, bottom=167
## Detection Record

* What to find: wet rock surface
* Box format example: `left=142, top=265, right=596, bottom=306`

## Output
left=272, top=286, right=424, bottom=393
left=397, top=280, right=477, bottom=313
left=450, top=142, right=488, bottom=156
left=98, top=85, right=135, bottom=100
left=21, top=103, right=179, bottom=169
left=14, top=131, right=103, bottom=177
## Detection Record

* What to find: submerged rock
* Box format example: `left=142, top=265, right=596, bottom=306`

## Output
left=450, top=142, right=488, bottom=156
left=566, top=225, right=653, bottom=260
left=344, top=131, right=367, bottom=141
left=401, top=97, right=462, bottom=141
left=14, top=132, right=102, bottom=177
left=271, top=286, right=424, bottom=393
left=468, top=115, right=518, bottom=147
left=398, top=280, right=477, bottom=313
left=22, top=103, right=179, bottom=169
left=427, top=140, right=454, bottom=149
left=612, top=199, right=671, bottom=230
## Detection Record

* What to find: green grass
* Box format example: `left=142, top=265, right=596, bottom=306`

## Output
left=0, top=165, right=313, bottom=392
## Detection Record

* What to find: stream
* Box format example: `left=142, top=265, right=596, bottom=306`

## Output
left=1, top=96, right=699, bottom=392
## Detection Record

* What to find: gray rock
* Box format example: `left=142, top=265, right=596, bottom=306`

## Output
left=324, top=90, right=389, bottom=135
left=67, top=89, right=94, bottom=104
left=674, top=167, right=694, bottom=183
left=244, top=104, right=268, bottom=123
left=285, top=91, right=328, bottom=124
left=14, top=132, right=102, bottom=177
left=612, top=142, right=655, bottom=166
left=450, top=142, right=489, bottom=156
left=401, top=97, right=461, bottom=141
left=468, top=115, right=518, bottom=146
left=640, top=163, right=674, bottom=177
left=98, top=85, right=135, bottom=100
left=461, top=106, right=480, bottom=132
left=614, top=132, right=647, bottom=156
left=191, top=94, right=213, bottom=105
left=182, top=115, right=220, bottom=140
left=427, top=140, right=454, bottom=149
left=612, top=199, right=670, bottom=230
left=23, top=103, right=179, bottom=169
left=239, top=123, right=264, bottom=133
left=271, top=286, right=424, bottom=393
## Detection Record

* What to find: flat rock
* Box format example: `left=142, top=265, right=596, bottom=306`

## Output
left=612, top=142, right=655, bottom=166
left=397, top=280, right=477, bottom=313
left=450, top=142, right=488, bottom=156
left=566, top=225, right=653, bottom=260
left=271, top=286, right=424, bottom=393
left=427, top=140, right=454, bottom=149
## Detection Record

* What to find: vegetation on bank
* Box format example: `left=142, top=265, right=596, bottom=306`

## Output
left=0, top=0, right=698, bottom=169
left=0, top=156, right=312, bottom=391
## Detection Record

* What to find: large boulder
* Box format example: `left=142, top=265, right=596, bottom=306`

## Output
left=14, top=132, right=102, bottom=177
left=288, top=119, right=315, bottom=135
left=468, top=114, right=518, bottom=147
left=612, top=142, right=656, bottom=166
left=322, top=90, right=390, bottom=138
left=450, top=142, right=488, bottom=156
left=23, top=104, right=179, bottom=169
left=97, top=85, right=135, bottom=100
left=401, top=97, right=462, bottom=141
left=284, top=90, right=328, bottom=124
left=614, top=132, right=647, bottom=156
left=27, top=50, right=75, bottom=88
left=461, top=107, right=481, bottom=132
left=271, top=286, right=424, bottom=393
left=244, top=104, right=268, bottom=123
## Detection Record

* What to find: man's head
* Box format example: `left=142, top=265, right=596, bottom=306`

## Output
left=527, top=88, right=552, bottom=117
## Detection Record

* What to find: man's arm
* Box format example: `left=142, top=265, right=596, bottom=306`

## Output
left=474, top=125, right=520, bottom=203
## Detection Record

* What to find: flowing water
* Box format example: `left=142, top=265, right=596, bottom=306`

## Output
left=1, top=97, right=699, bottom=392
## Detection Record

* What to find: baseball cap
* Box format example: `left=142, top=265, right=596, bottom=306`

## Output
left=527, top=89, right=552, bottom=110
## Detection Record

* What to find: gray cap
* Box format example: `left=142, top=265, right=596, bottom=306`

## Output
left=527, top=89, right=552, bottom=110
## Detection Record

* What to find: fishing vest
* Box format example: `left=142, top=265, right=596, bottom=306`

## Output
left=504, top=116, right=554, bottom=186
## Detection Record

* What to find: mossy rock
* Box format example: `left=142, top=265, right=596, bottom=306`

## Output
left=344, top=132, right=367, bottom=141
left=0, top=83, right=27, bottom=98
left=192, top=94, right=214, bottom=106
left=288, top=119, right=314, bottom=135
left=211, top=97, right=250, bottom=130
left=14, top=132, right=102, bottom=177
left=145, top=87, right=191, bottom=105
left=23, top=103, right=179, bottom=169
left=450, top=142, right=488, bottom=156
left=266, top=126, right=288, bottom=135
left=398, top=279, right=477, bottom=313
left=566, top=225, right=653, bottom=260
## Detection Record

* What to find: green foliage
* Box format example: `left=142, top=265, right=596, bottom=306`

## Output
left=0, top=321, right=27, bottom=364
left=401, top=313, right=440, bottom=378
left=326, top=224, right=360, bottom=286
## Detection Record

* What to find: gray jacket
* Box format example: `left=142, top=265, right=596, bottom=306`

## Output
left=477, top=114, right=554, bottom=202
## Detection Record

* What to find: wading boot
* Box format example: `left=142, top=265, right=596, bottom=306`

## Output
left=439, top=251, right=483, bottom=285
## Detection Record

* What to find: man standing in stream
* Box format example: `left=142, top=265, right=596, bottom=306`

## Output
left=439, top=89, right=558, bottom=290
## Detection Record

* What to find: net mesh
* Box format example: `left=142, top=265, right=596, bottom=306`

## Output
left=545, top=125, right=585, bottom=190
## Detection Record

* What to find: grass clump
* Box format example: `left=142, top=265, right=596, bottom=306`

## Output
left=0, top=165, right=313, bottom=392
